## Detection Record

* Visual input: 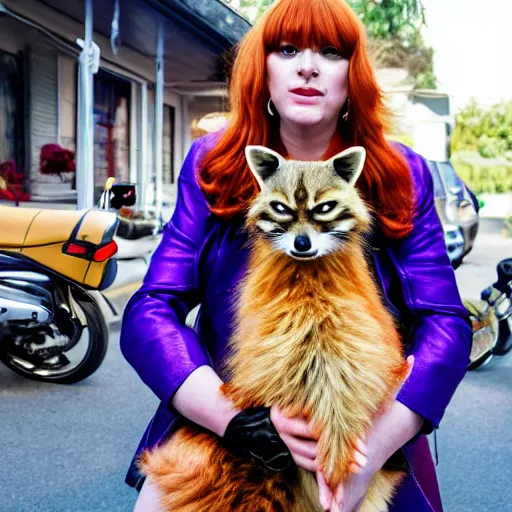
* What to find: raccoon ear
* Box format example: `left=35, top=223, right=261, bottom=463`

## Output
left=329, top=146, right=366, bottom=187
left=245, top=146, right=286, bottom=189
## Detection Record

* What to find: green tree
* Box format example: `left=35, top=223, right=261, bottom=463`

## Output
left=348, top=0, right=436, bottom=89
left=452, top=98, right=512, bottom=161
left=348, top=0, right=425, bottom=43
left=242, top=0, right=274, bottom=19
left=225, top=0, right=274, bottom=22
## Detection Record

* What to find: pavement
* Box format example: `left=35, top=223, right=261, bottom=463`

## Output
left=478, top=193, right=512, bottom=220
left=0, top=328, right=157, bottom=511
left=435, top=218, right=512, bottom=512
left=0, top=218, right=511, bottom=511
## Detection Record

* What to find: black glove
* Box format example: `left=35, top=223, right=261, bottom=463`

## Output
left=223, top=407, right=294, bottom=472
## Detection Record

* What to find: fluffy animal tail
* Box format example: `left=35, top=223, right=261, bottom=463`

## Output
left=359, top=470, right=407, bottom=512
left=302, top=350, right=410, bottom=488
left=140, top=424, right=406, bottom=512
left=140, top=424, right=323, bottom=512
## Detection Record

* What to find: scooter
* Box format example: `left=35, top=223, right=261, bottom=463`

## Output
left=0, top=180, right=134, bottom=384
left=466, top=258, right=512, bottom=371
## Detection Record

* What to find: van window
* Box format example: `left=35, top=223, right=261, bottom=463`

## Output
left=437, top=162, right=464, bottom=201
left=427, top=161, right=445, bottom=197
left=437, top=162, right=461, bottom=190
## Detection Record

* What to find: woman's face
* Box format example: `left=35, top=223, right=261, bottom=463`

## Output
left=266, top=43, right=349, bottom=127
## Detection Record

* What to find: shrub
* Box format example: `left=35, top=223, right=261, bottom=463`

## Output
left=452, top=154, right=512, bottom=194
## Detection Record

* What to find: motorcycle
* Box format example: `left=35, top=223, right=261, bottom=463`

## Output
left=0, top=180, right=135, bottom=384
left=466, top=258, right=512, bottom=371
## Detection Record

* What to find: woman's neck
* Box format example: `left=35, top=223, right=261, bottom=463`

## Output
left=279, top=120, right=339, bottom=161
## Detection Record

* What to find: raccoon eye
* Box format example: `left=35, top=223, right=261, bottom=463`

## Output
left=270, top=201, right=293, bottom=215
left=313, top=201, right=338, bottom=215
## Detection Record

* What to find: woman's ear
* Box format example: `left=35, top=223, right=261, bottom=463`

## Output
left=329, top=146, right=366, bottom=187
left=245, top=146, right=286, bottom=190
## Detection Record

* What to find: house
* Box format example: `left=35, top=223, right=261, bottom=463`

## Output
left=0, top=0, right=250, bottom=216
left=376, top=67, right=455, bottom=161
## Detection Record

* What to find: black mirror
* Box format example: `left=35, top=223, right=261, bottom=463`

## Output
left=495, top=258, right=512, bottom=293
left=110, top=183, right=136, bottom=209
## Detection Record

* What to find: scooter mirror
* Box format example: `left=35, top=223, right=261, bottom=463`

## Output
left=495, top=258, right=512, bottom=294
left=110, top=183, right=137, bottom=209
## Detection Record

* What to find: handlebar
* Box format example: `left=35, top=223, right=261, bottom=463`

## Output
left=481, top=286, right=493, bottom=302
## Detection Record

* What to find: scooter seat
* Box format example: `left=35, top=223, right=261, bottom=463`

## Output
left=0, top=205, right=119, bottom=289
left=0, top=205, right=111, bottom=247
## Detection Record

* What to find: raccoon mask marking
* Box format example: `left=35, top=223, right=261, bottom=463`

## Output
left=245, top=145, right=371, bottom=260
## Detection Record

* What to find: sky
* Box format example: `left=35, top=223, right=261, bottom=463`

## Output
left=422, top=0, right=512, bottom=109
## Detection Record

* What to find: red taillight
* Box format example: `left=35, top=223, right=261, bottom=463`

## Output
left=66, top=243, right=88, bottom=255
left=93, top=240, right=118, bottom=262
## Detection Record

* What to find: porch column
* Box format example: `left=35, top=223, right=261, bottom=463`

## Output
left=153, top=21, right=164, bottom=221
left=181, top=95, right=192, bottom=157
left=76, top=0, right=98, bottom=210
left=137, top=84, right=149, bottom=211
left=129, top=81, right=138, bottom=184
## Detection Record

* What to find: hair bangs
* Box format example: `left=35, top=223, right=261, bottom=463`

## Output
left=262, top=0, right=359, bottom=59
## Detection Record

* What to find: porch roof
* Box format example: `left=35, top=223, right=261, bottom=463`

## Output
left=1, top=0, right=251, bottom=91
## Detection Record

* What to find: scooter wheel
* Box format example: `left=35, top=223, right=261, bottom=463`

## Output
left=0, top=291, right=108, bottom=384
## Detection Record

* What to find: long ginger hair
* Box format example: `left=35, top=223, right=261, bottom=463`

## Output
left=199, top=0, right=414, bottom=239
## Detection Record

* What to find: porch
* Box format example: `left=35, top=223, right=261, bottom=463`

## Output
left=0, top=0, right=249, bottom=217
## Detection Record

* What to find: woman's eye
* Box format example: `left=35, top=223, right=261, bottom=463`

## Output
left=314, top=201, right=338, bottom=214
left=270, top=201, right=291, bottom=214
left=280, top=44, right=299, bottom=57
left=322, top=46, right=341, bottom=59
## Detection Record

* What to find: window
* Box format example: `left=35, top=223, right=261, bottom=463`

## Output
left=0, top=50, right=25, bottom=200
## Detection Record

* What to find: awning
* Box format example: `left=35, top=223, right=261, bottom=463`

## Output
left=1, top=0, right=251, bottom=89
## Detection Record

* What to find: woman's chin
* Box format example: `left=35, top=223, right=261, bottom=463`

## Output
left=282, top=106, right=328, bottom=127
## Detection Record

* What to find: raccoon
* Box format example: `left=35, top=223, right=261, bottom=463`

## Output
left=243, top=145, right=372, bottom=260
left=141, top=146, right=409, bottom=512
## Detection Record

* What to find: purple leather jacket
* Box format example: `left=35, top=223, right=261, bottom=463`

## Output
left=120, top=133, right=472, bottom=511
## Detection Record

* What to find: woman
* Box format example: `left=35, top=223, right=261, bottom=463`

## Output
left=121, top=0, right=472, bottom=510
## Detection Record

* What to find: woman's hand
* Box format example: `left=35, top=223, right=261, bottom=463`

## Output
left=270, top=406, right=369, bottom=508
left=315, top=437, right=369, bottom=511
left=270, top=406, right=319, bottom=472
left=325, top=400, right=423, bottom=511
left=318, top=468, right=372, bottom=512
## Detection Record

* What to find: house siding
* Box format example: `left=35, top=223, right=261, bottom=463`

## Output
left=29, top=42, right=59, bottom=191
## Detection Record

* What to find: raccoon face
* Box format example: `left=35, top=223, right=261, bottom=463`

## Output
left=245, top=145, right=371, bottom=260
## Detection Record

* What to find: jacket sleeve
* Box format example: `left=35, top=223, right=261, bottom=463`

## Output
left=120, top=137, right=213, bottom=406
left=393, top=149, right=472, bottom=432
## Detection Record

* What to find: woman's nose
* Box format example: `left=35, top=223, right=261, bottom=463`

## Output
left=297, top=50, right=319, bottom=80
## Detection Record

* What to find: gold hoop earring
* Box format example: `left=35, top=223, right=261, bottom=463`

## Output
left=267, top=98, right=275, bottom=117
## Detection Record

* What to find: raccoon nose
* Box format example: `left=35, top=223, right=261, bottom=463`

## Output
left=294, top=235, right=312, bottom=252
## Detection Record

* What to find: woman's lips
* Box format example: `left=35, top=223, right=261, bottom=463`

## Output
left=290, top=87, right=324, bottom=97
